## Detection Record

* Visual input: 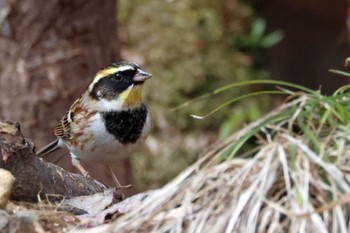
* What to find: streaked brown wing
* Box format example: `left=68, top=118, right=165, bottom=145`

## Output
left=54, top=98, right=81, bottom=140
left=54, top=112, right=71, bottom=140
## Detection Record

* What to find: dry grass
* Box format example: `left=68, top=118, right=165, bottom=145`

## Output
left=78, top=88, right=350, bottom=233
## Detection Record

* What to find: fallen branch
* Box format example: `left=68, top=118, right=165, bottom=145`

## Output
left=0, top=121, right=107, bottom=202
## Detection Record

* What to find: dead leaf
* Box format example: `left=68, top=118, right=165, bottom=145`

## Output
left=77, top=190, right=156, bottom=227
left=62, top=188, right=114, bottom=214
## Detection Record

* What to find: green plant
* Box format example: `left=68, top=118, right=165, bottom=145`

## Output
left=235, top=18, right=284, bottom=51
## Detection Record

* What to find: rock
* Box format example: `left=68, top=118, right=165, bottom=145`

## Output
left=0, top=169, right=15, bottom=209
left=0, top=211, right=9, bottom=231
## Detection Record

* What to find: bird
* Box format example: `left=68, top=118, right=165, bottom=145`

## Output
left=37, top=61, right=152, bottom=190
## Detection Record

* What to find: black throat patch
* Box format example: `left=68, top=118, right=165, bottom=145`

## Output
left=101, top=104, right=148, bottom=144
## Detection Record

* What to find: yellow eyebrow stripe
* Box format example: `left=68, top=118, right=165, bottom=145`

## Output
left=88, top=67, right=118, bottom=92
left=94, top=67, right=119, bottom=81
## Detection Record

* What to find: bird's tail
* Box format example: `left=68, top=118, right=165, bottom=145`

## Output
left=36, top=139, right=60, bottom=157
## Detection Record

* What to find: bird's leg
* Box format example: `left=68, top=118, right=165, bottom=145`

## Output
left=107, top=165, right=132, bottom=201
left=106, top=165, right=132, bottom=190
left=71, top=155, right=89, bottom=177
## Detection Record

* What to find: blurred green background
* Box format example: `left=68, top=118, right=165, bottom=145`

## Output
left=118, top=0, right=268, bottom=190
left=117, top=0, right=349, bottom=190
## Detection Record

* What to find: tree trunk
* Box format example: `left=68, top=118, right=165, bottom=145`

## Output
left=0, top=0, right=130, bottom=189
left=258, top=0, right=349, bottom=94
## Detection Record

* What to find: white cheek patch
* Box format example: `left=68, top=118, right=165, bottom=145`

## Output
left=98, top=98, right=123, bottom=111
left=96, top=90, right=102, bottom=98
left=81, top=91, right=124, bottom=111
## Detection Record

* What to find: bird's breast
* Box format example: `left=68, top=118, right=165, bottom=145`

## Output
left=68, top=104, right=151, bottom=163
left=101, top=103, right=149, bottom=144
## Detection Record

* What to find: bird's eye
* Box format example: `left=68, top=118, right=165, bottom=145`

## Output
left=112, top=73, right=123, bottom=82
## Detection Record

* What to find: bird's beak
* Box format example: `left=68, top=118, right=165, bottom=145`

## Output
left=133, top=69, right=152, bottom=82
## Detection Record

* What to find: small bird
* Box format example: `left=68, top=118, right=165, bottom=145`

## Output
left=37, top=62, right=152, bottom=189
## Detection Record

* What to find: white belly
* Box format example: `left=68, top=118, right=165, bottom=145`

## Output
left=65, top=112, right=151, bottom=163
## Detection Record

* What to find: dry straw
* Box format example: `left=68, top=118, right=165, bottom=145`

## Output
left=84, top=87, right=350, bottom=233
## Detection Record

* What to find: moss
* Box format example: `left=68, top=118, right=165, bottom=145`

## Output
left=118, top=0, right=273, bottom=190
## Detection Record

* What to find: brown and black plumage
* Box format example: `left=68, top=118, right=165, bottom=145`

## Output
left=37, top=62, right=152, bottom=189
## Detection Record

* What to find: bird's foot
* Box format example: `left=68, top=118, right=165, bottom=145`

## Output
left=107, top=165, right=134, bottom=200
left=71, top=157, right=90, bottom=177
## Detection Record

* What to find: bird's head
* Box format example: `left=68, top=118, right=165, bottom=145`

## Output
left=87, top=62, right=152, bottom=110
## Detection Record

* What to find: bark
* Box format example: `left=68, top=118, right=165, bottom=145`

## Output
left=258, top=0, right=349, bottom=94
left=0, top=0, right=132, bottom=189
left=0, top=0, right=120, bottom=145
left=0, top=121, right=108, bottom=202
